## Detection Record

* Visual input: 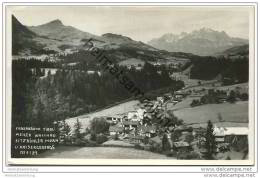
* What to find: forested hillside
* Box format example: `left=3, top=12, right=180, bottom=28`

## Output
left=12, top=60, right=184, bottom=127
left=189, top=56, right=248, bottom=84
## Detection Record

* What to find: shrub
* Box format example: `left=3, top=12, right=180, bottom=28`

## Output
left=114, top=133, right=119, bottom=140
left=171, top=130, right=182, bottom=142
left=90, top=117, right=110, bottom=134
left=227, top=90, right=236, bottom=103
left=240, top=93, right=249, bottom=101
left=73, top=138, right=86, bottom=146
left=165, top=150, right=177, bottom=157
left=190, top=99, right=201, bottom=107
left=96, top=134, right=108, bottom=144
left=150, top=143, right=162, bottom=153
left=177, top=151, right=201, bottom=160
left=226, top=156, right=231, bottom=160
left=85, top=140, right=99, bottom=147
left=134, top=144, right=144, bottom=150
left=85, top=127, right=91, bottom=135
left=90, top=133, right=97, bottom=141
left=143, top=136, right=149, bottom=144
left=185, top=134, right=194, bottom=144
left=63, top=136, right=72, bottom=145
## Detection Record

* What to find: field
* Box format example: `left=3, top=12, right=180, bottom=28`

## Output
left=102, top=140, right=134, bottom=147
left=37, top=146, right=174, bottom=159
left=167, top=82, right=249, bottom=126
left=174, top=101, right=248, bottom=125
left=118, top=58, right=145, bottom=67
left=182, top=82, right=248, bottom=93
left=169, top=96, right=200, bottom=111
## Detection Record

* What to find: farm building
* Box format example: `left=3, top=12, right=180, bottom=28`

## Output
left=122, top=121, right=139, bottom=130
left=129, top=134, right=144, bottom=144
left=138, top=125, right=157, bottom=138
left=105, top=116, right=122, bottom=124
left=214, top=126, right=248, bottom=138
left=214, top=126, right=248, bottom=152
left=214, top=126, right=225, bottom=143
left=221, top=127, right=249, bottom=146
left=109, top=125, right=124, bottom=136
left=173, top=141, right=191, bottom=152
left=127, top=109, right=145, bottom=122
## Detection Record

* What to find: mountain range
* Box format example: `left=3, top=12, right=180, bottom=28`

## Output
left=148, top=28, right=248, bottom=56
left=28, top=19, right=157, bottom=52
left=13, top=16, right=191, bottom=66
left=12, top=15, right=248, bottom=60
left=13, top=16, right=158, bottom=54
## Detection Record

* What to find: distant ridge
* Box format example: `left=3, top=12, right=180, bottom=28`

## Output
left=148, top=28, right=248, bottom=56
left=29, top=19, right=98, bottom=41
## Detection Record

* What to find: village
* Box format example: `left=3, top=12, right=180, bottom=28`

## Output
left=58, top=83, right=249, bottom=160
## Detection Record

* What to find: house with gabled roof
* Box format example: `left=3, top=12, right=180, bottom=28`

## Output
left=138, top=125, right=157, bottom=138
left=173, top=141, right=191, bottom=152
left=109, top=125, right=124, bottom=136
left=128, top=134, right=144, bottom=144
left=122, top=121, right=139, bottom=131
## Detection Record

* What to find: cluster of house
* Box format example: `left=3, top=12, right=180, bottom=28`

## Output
left=212, top=125, right=248, bottom=152
left=106, top=98, right=162, bottom=141
left=105, top=93, right=195, bottom=151
left=13, top=54, right=60, bottom=62
left=13, top=48, right=80, bottom=62
left=60, top=84, right=248, bottom=155
left=105, top=88, right=248, bottom=153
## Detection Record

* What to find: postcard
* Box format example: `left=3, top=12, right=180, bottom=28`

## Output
left=3, top=4, right=256, bottom=165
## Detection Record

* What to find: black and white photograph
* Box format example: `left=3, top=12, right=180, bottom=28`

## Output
left=3, top=4, right=256, bottom=165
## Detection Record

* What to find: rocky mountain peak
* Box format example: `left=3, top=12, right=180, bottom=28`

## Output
left=148, top=28, right=248, bottom=56
left=42, top=19, right=63, bottom=26
left=102, top=33, right=133, bottom=41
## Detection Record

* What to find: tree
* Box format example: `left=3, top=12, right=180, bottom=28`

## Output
left=34, top=100, right=45, bottom=127
left=204, top=120, right=217, bottom=160
left=47, top=70, right=51, bottom=77
left=190, top=99, right=200, bottom=107
left=89, top=133, right=96, bottom=141
left=73, top=118, right=83, bottom=139
left=90, top=117, right=110, bottom=134
left=185, top=134, right=194, bottom=144
left=96, top=134, right=108, bottom=144
left=171, top=130, right=182, bottom=142
left=240, top=93, right=248, bottom=101
left=159, top=110, right=183, bottom=128
left=85, top=127, right=91, bottom=135
left=62, top=119, right=71, bottom=136
left=162, top=134, right=171, bottom=151
left=114, top=133, right=119, bottom=140
left=227, top=90, right=236, bottom=103
left=58, top=119, right=71, bottom=144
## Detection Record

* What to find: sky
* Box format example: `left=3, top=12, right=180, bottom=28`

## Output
left=11, top=6, right=252, bottom=43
